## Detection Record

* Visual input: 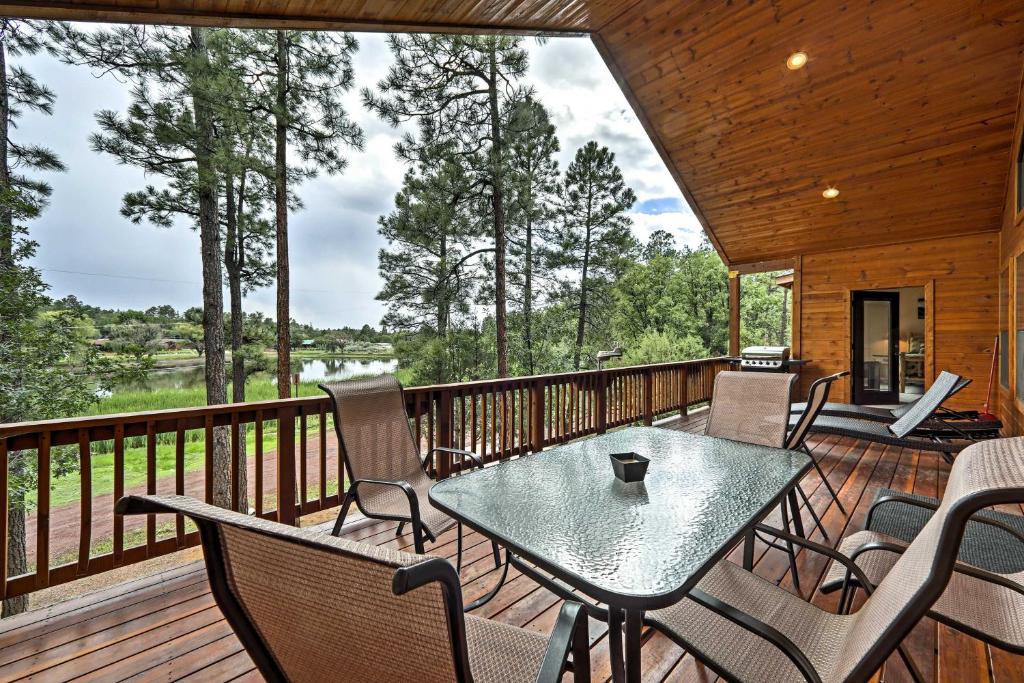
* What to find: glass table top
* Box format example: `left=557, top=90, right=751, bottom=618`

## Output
left=429, top=426, right=810, bottom=609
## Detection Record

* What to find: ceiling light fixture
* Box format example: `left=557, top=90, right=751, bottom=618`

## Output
left=822, top=186, right=840, bottom=199
left=786, top=51, right=808, bottom=70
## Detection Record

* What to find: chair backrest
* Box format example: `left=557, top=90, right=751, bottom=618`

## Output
left=785, top=371, right=850, bottom=450
left=888, top=371, right=963, bottom=438
left=320, top=374, right=422, bottom=484
left=889, top=375, right=971, bottom=420
left=705, top=371, right=796, bottom=448
left=115, top=494, right=471, bottom=683
left=835, top=437, right=1024, bottom=681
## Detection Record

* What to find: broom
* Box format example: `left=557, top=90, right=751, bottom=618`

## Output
left=980, top=334, right=998, bottom=421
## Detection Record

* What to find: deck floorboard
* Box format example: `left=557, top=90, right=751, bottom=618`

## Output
left=1, top=412, right=1019, bottom=682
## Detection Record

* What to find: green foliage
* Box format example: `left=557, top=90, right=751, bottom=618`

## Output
left=617, top=330, right=707, bottom=367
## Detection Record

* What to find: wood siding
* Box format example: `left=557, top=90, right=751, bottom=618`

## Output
left=795, top=233, right=998, bottom=411
left=998, top=61, right=1024, bottom=435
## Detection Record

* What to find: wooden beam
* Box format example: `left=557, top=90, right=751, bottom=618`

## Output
left=731, top=258, right=797, bottom=275
left=729, top=271, right=741, bottom=356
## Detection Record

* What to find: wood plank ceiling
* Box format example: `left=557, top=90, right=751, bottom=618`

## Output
left=6, top=0, right=1024, bottom=266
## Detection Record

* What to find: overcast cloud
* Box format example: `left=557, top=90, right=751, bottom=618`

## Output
left=20, top=31, right=703, bottom=328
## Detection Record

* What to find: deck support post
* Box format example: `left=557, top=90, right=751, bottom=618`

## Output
left=729, top=270, right=741, bottom=357
left=276, top=406, right=297, bottom=526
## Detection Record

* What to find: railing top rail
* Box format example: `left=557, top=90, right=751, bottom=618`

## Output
left=0, top=356, right=729, bottom=437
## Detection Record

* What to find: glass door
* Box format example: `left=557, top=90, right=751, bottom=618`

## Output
left=852, top=291, right=900, bottom=404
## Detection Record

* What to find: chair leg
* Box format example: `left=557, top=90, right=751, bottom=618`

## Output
left=805, top=444, right=846, bottom=515
left=571, top=609, right=591, bottom=682
left=896, top=643, right=926, bottom=683
left=491, top=541, right=501, bottom=568
left=796, top=484, right=829, bottom=543
left=411, top=516, right=426, bottom=555
left=456, top=522, right=464, bottom=574
left=331, top=488, right=357, bottom=537
left=396, top=521, right=405, bottom=537
left=779, top=497, right=802, bottom=595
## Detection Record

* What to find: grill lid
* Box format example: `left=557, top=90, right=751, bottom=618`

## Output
left=740, top=346, right=791, bottom=361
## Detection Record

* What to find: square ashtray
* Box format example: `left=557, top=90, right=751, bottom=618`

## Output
left=609, top=452, right=650, bottom=483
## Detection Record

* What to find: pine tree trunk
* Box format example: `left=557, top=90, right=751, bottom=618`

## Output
left=1, top=458, right=28, bottom=617
left=190, top=27, right=230, bottom=508
left=223, top=173, right=248, bottom=512
left=0, top=34, right=12, bottom=267
left=487, top=45, right=509, bottom=378
left=573, top=217, right=593, bottom=372
left=274, top=30, right=291, bottom=399
left=523, top=215, right=535, bottom=375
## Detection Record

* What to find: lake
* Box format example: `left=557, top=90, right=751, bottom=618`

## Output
left=114, top=356, right=400, bottom=393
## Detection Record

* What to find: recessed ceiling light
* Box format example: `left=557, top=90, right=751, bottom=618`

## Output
left=786, top=51, right=808, bottom=70
left=822, top=186, right=840, bottom=199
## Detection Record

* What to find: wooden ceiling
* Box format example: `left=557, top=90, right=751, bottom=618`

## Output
left=6, top=1, right=1024, bottom=266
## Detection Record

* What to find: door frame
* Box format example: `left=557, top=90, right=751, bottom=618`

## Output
left=852, top=290, right=901, bottom=404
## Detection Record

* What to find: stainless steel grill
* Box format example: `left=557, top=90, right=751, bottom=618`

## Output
left=740, top=346, right=795, bottom=372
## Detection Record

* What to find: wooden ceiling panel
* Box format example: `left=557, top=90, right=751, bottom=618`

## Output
left=4, top=0, right=1024, bottom=265
left=598, top=0, right=1024, bottom=264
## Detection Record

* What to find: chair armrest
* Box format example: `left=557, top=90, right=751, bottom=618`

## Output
left=349, top=478, right=420, bottom=522
left=536, top=601, right=586, bottom=683
left=426, top=447, right=485, bottom=472
left=753, top=523, right=876, bottom=595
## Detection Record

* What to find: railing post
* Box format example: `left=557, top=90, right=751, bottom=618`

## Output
left=643, top=368, right=654, bottom=426
left=437, top=390, right=453, bottom=479
left=277, top=406, right=297, bottom=526
left=530, top=379, right=545, bottom=453
left=597, top=370, right=608, bottom=434
left=679, top=365, right=689, bottom=416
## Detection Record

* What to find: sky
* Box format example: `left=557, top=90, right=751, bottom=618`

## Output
left=19, top=30, right=705, bottom=329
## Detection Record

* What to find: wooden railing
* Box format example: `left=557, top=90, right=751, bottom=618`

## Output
left=0, top=357, right=729, bottom=601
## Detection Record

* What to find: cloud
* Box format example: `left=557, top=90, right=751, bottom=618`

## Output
left=635, top=197, right=686, bottom=215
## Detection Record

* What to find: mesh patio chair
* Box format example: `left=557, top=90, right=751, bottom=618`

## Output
left=705, top=371, right=809, bottom=588
left=787, top=370, right=971, bottom=462
left=644, top=435, right=1024, bottom=683
left=115, top=495, right=590, bottom=683
left=320, top=374, right=499, bottom=572
left=818, top=486, right=1024, bottom=657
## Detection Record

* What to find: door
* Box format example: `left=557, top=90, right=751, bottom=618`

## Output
left=852, top=291, right=900, bottom=404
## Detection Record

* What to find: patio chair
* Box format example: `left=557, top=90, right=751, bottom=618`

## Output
left=320, top=375, right=499, bottom=572
left=786, top=370, right=970, bottom=462
left=705, top=371, right=809, bottom=586
left=115, top=495, right=590, bottom=683
left=818, top=487, right=1024, bottom=656
left=644, top=435, right=1024, bottom=683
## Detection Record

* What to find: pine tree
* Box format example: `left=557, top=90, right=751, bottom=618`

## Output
left=505, top=97, right=559, bottom=375
left=551, top=141, right=638, bottom=369
left=365, top=34, right=529, bottom=377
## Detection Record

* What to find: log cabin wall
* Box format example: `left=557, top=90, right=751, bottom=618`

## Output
left=794, top=233, right=998, bottom=412
left=998, top=64, right=1024, bottom=435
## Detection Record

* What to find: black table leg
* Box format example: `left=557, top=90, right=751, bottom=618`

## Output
left=787, top=488, right=805, bottom=538
left=608, top=607, right=624, bottom=683
left=464, top=547, right=510, bottom=612
left=743, top=528, right=755, bottom=570
left=624, top=609, right=643, bottom=683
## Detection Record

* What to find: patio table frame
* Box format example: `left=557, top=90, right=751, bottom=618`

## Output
left=429, top=426, right=812, bottom=683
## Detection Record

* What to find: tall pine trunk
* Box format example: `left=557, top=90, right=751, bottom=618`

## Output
left=190, top=27, right=230, bottom=508
left=0, top=34, right=28, bottom=617
left=223, top=172, right=249, bottom=512
left=0, top=37, right=10, bottom=267
left=487, top=45, right=508, bottom=378
left=523, top=214, right=535, bottom=375
left=274, top=30, right=291, bottom=399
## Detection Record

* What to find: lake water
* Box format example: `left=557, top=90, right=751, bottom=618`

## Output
left=115, top=356, right=399, bottom=393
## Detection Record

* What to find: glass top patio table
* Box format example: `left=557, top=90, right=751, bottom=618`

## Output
left=429, top=426, right=811, bottom=610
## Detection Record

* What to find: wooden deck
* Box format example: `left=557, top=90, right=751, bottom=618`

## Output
left=1, top=412, right=1021, bottom=682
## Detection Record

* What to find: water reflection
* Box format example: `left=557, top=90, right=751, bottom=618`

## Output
left=114, top=357, right=399, bottom=393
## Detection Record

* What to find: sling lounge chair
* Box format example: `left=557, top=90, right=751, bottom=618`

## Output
left=644, top=435, right=1024, bottom=682
left=115, top=495, right=590, bottom=683
left=320, top=375, right=499, bottom=572
left=819, top=482, right=1024, bottom=657
left=787, top=370, right=970, bottom=462
left=790, top=372, right=970, bottom=423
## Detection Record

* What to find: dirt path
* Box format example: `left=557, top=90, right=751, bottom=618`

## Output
left=24, top=431, right=345, bottom=566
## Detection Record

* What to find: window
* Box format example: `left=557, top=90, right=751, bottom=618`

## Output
left=1018, top=134, right=1024, bottom=214
left=1000, top=267, right=1009, bottom=388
